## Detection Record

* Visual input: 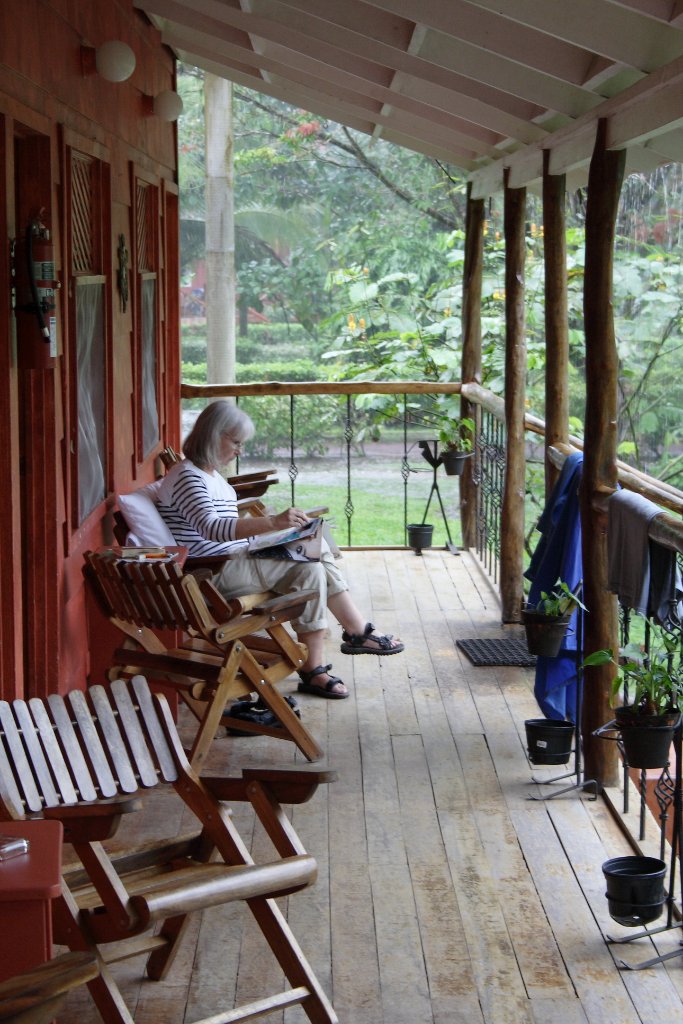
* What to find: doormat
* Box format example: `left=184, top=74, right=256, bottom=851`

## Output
left=456, top=637, right=536, bottom=667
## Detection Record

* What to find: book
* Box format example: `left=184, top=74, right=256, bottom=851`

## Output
left=117, top=546, right=168, bottom=559
left=246, top=517, right=323, bottom=562
left=0, top=835, right=30, bottom=861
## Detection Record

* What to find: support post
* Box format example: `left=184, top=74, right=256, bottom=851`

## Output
left=460, top=184, right=484, bottom=549
left=542, top=152, right=569, bottom=497
left=580, top=120, right=625, bottom=788
left=501, top=175, right=527, bottom=623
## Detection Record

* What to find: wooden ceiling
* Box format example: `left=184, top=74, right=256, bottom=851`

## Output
left=137, top=0, right=683, bottom=195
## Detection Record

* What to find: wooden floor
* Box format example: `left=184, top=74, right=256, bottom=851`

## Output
left=58, top=549, right=683, bottom=1024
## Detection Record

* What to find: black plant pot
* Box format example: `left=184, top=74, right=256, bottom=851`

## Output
left=441, top=450, right=472, bottom=476
left=603, top=856, right=667, bottom=927
left=521, top=609, right=570, bottom=657
left=525, top=718, right=574, bottom=765
left=407, top=523, right=433, bottom=555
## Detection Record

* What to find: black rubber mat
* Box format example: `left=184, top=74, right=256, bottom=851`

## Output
left=456, top=637, right=536, bottom=667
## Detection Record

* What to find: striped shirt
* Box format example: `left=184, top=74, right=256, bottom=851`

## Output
left=156, top=459, right=248, bottom=557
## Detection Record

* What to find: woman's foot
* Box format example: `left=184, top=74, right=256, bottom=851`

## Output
left=340, top=622, right=404, bottom=655
left=297, top=663, right=349, bottom=699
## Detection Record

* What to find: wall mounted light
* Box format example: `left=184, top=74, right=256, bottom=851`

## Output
left=142, top=90, right=184, bottom=122
left=153, top=90, right=184, bottom=122
left=81, top=40, right=136, bottom=83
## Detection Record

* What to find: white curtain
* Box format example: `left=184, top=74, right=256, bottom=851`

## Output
left=76, top=282, right=106, bottom=522
left=141, top=278, right=159, bottom=454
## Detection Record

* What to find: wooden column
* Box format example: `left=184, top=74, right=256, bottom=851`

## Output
left=581, top=120, right=625, bottom=788
left=460, top=184, right=484, bottom=549
left=501, top=175, right=527, bottom=623
left=542, top=152, right=569, bottom=497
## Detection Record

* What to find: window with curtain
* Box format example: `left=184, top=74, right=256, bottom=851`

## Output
left=141, top=275, right=159, bottom=453
left=76, top=280, right=106, bottom=521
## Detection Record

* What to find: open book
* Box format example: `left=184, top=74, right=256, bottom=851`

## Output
left=246, top=517, right=323, bottom=562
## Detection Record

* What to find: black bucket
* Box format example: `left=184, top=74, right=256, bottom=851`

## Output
left=407, top=523, right=433, bottom=555
left=602, top=856, right=667, bottom=927
left=619, top=721, right=677, bottom=770
left=525, top=718, right=574, bottom=765
left=522, top=610, right=570, bottom=657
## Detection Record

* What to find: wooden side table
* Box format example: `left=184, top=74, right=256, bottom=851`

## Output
left=0, top=820, right=63, bottom=982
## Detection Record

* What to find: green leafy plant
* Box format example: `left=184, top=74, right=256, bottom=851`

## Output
left=583, top=619, right=683, bottom=715
left=438, top=415, right=475, bottom=454
left=529, top=580, right=587, bottom=618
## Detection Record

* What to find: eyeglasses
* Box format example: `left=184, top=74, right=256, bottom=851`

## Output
left=221, top=432, right=243, bottom=449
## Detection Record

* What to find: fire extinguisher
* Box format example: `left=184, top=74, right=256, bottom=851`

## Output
left=14, top=214, right=60, bottom=369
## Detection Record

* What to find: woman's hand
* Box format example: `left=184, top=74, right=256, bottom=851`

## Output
left=270, top=507, right=311, bottom=531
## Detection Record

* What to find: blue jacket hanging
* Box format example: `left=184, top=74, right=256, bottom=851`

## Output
left=524, top=452, right=584, bottom=721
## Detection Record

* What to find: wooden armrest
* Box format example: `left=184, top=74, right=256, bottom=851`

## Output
left=250, top=589, right=318, bottom=615
left=204, top=764, right=337, bottom=805
left=44, top=796, right=143, bottom=842
left=0, top=952, right=98, bottom=1019
left=184, top=553, right=229, bottom=572
left=304, top=506, right=329, bottom=516
left=44, top=796, right=143, bottom=819
left=227, top=469, right=277, bottom=485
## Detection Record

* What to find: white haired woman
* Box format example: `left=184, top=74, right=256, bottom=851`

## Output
left=156, top=400, right=403, bottom=699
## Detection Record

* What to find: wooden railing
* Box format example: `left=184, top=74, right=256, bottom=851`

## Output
left=180, top=378, right=683, bottom=570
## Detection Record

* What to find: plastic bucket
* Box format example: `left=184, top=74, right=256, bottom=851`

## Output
left=522, top=610, right=570, bottom=657
left=407, top=523, right=433, bottom=555
left=525, top=718, right=574, bottom=765
left=602, top=856, right=667, bottom=926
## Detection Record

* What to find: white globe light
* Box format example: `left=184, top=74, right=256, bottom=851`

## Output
left=153, top=90, right=184, bottom=122
left=95, top=40, right=136, bottom=83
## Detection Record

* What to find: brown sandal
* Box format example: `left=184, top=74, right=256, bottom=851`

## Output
left=297, top=664, right=349, bottom=700
left=340, top=622, right=404, bottom=656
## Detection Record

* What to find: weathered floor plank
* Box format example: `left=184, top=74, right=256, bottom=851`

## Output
left=55, top=549, right=682, bottom=1024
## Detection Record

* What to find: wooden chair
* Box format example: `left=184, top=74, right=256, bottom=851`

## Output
left=83, top=549, right=324, bottom=765
left=159, top=445, right=280, bottom=503
left=0, top=675, right=338, bottom=1024
left=0, top=952, right=98, bottom=1024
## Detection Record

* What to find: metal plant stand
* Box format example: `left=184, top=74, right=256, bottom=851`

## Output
left=416, top=440, right=459, bottom=555
left=604, top=720, right=683, bottom=971
left=529, top=609, right=599, bottom=801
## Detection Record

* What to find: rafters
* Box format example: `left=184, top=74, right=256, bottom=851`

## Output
left=138, top=0, right=683, bottom=195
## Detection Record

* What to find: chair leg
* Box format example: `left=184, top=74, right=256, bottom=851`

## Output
left=145, top=913, right=194, bottom=981
left=53, top=892, right=136, bottom=1024
left=186, top=642, right=246, bottom=770
left=249, top=897, right=338, bottom=1024
left=240, top=656, right=323, bottom=761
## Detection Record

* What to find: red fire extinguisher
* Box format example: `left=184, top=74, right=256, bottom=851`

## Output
left=14, top=214, right=60, bottom=370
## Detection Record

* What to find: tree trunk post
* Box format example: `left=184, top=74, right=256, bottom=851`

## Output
left=542, top=152, right=569, bottom=497
left=581, top=119, right=625, bottom=788
left=460, top=184, right=484, bottom=549
left=205, top=74, right=235, bottom=387
left=501, top=175, right=527, bottom=623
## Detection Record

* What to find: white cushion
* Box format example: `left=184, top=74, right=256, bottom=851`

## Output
left=117, top=481, right=176, bottom=547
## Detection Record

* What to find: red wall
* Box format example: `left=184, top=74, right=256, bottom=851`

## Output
left=0, top=1, right=182, bottom=698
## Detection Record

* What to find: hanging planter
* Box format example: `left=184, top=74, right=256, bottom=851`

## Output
left=585, top=620, right=683, bottom=770
left=525, top=718, right=574, bottom=765
left=522, top=609, right=571, bottom=657
left=602, top=856, right=667, bottom=927
left=441, top=449, right=472, bottom=477
left=407, top=523, right=433, bottom=555
left=521, top=581, right=585, bottom=657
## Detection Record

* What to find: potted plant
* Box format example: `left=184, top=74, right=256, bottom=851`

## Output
left=437, top=416, right=475, bottom=476
left=586, top=619, right=683, bottom=768
left=522, top=580, right=586, bottom=658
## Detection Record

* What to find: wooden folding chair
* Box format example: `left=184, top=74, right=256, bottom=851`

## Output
left=0, top=676, right=338, bottom=1024
left=159, top=445, right=280, bottom=503
left=83, top=550, right=324, bottom=766
left=0, top=952, right=98, bottom=1024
